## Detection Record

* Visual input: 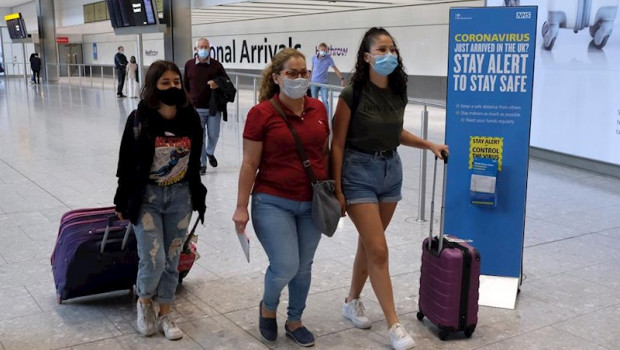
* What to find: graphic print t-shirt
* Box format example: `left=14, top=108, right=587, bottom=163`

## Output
left=149, top=132, right=191, bottom=186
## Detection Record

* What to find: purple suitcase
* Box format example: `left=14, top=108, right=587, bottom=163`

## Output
left=417, top=152, right=481, bottom=340
left=52, top=208, right=138, bottom=303
left=52, top=207, right=117, bottom=264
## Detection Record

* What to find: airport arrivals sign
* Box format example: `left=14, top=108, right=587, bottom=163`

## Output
left=206, top=33, right=353, bottom=71
left=209, top=37, right=302, bottom=65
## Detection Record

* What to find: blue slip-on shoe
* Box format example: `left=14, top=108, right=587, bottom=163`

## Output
left=258, top=301, right=277, bottom=341
left=285, top=323, right=315, bottom=347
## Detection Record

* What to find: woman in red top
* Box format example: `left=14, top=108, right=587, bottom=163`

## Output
left=233, top=48, right=329, bottom=347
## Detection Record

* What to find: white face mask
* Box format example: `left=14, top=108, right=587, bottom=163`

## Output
left=279, top=77, right=310, bottom=99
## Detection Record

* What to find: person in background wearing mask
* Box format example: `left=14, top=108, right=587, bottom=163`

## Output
left=184, top=37, right=230, bottom=175
left=114, top=60, right=207, bottom=341
left=126, top=56, right=139, bottom=98
left=310, top=42, right=345, bottom=114
left=331, top=27, right=449, bottom=350
left=232, top=48, right=329, bottom=347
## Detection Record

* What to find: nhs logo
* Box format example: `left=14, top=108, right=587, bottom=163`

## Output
left=516, top=12, right=532, bottom=19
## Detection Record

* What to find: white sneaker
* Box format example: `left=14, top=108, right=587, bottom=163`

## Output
left=342, top=298, right=372, bottom=329
left=389, top=323, right=416, bottom=350
left=136, top=301, right=156, bottom=336
left=158, top=314, right=183, bottom=340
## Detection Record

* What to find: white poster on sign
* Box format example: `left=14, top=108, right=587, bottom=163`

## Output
left=488, top=0, right=620, bottom=165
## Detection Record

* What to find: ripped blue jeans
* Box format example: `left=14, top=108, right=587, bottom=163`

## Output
left=134, top=182, right=191, bottom=304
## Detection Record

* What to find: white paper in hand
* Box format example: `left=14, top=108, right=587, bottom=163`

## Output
left=236, top=230, right=250, bottom=263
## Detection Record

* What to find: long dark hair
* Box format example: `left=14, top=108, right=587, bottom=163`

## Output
left=140, top=60, right=189, bottom=108
left=350, top=27, right=408, bottom=97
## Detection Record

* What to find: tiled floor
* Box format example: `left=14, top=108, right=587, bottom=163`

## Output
left=0, top=78, right=618, bottom=350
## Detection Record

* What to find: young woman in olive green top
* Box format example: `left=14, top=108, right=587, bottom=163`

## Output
left=331, top=27, right=449, bottom=350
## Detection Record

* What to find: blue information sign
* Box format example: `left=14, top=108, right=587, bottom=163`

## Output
left=444, top=7, right=538, bottom=278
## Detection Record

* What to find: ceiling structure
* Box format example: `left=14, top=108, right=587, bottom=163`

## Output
left=1, top=0, right=33, bottom=8
left=190, top=0, right=472, bottom=25
left=3, top=0, right=473, bottom=25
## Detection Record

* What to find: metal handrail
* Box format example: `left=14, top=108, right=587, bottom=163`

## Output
left=46, top=63, right=119, bottom=89
left=408, top=97, right=446, bottom=109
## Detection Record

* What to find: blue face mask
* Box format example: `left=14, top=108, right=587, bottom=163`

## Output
left=318, top=50, right=326, bottom=56
left=197, top=49, right=209, bottom=59
left=371, top=53, right=398, bottom=76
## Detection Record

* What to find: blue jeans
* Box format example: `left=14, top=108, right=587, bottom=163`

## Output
left=251, top=193, right=322, bottom=321
left=310, top=85, right=329, bottom=114
left=196, top=108, right=222, bottom=166
left=134, top=183, right=192, bottom=304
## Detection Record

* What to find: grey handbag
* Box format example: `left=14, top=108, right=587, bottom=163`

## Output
left=269, top=98, right=341, bottom=237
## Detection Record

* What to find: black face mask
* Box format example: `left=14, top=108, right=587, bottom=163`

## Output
left=156, top=87, right=184, bottom=106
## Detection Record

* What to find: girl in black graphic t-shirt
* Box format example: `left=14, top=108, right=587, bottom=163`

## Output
left=114, top=60, right=206, bottom=341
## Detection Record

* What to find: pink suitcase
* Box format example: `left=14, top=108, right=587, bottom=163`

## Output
left=417, top=152, right=481, bottom=340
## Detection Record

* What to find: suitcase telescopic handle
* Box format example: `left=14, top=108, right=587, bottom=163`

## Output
left=428, top=150, right=449, bottom=252
left=100, top=215, right=132, bottom=253
left=440, top=150, right=449, bottom=164
left=182, top=217, right=201, bottom=253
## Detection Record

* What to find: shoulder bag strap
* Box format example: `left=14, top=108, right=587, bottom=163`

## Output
left=269, top=98, right=318, bottom=184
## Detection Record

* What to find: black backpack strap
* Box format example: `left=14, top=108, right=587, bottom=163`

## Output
left=344, top=86, right=362, bottom=145
left=132, top=109, right=142, bottom=141
left=350, top=86, right=361, bottom=119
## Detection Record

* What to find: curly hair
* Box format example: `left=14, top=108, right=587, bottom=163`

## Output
left=350, top=27, right=408, bottom=97
left=258, top=48, right=306, bottom=102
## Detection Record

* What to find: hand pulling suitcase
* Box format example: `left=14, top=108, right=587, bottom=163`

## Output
left=542, top=0, right=619, bottom=50
left=416, top=152, right=481, bottom=341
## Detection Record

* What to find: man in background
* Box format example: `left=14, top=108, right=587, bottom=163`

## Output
left=115, top=46, right=128, bottom=98
left=30, top=53, right=41, bottom=84
left=310, top=42, right=345, bottom=114
left=184, top=37, right=229, bottom=174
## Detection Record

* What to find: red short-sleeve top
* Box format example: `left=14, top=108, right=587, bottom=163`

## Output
left=243, top=94, right=330, bottom=201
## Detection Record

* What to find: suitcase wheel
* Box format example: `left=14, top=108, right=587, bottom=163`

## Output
left=438, top=329, right=450, bottom=341
left=592, top=35, right=610, bottom=50
left=464, top=325, right=476, bottom=338
left=589, top=24, right=598, bottom=37
left=416, top=311, right=424, bottom=321
left=542, top=21, right=558, bottom=50
left=591, top=21, right=613, bottom=49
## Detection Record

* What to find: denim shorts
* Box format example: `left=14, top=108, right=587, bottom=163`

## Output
left=341, top=148, right=403, bottom=205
